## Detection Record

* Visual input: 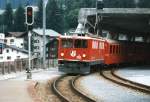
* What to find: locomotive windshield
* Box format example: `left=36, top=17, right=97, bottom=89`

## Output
left=62, top=39, right=73, bottom=48
left=74, top=39, right=87, bottom=48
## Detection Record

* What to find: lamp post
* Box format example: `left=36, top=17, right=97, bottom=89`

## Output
left=135, top=0, right=139, bottom=8
left=43, top=0, right=48, bottom=69
left=96, top=0, right=103, bottom=36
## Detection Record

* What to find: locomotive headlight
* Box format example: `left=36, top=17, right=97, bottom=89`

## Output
left=82, top=54, right=86, bottom=58
left=61, top=53, right=64, bottom=56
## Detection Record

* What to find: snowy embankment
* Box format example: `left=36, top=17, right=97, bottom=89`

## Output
left=116, top=66, right=150, bottom=86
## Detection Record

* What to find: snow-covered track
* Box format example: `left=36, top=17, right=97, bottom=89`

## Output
left=100, top=69, right=150, bottom=94
left=52, top=75, right=96, bottom=102
left=112, top=70, right=150, bottom=89
left=71, top=75, right=96, bottom=102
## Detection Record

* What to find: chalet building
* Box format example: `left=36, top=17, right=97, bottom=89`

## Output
left=31, top=29, right=60, bottom=58
left=0, top=44, right=28, bottom=62
left=5, top=32, right=28, bottom=49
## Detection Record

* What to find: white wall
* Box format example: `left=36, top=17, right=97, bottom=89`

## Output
left=0, top=33, right=5, bottom=43
left=5, top=37, right=24, bottom=48
left=0, top=48, right=28, bottom=62
left=32, top=34, right=49, bottom=58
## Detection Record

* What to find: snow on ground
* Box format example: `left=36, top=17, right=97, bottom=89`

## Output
left=116, top=66, right=150, bottom=86
left=11, top=68, right=64, bottom=81
left=0, top=68, right=64, bottom=81
left=80, top=73, right=150, bottom=102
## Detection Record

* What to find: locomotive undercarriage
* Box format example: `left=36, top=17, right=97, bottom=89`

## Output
left=58, top=60, right=104, bottom=74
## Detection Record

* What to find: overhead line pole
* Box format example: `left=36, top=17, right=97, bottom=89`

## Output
left=43, top=0, right=46, bottom=69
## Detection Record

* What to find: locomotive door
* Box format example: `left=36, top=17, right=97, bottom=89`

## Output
left=99, top=41, right=104, bottom=59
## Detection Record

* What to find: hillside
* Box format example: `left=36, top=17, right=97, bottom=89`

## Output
left=0, top=0, right=39, bottom=9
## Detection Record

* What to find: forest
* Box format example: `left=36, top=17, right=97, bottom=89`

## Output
left=0, top=0, right=150, bottom=33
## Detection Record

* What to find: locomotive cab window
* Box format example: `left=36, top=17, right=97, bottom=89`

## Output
left=62, top=39, right=73, bottom=48
left=74, top=39, right=87, bottom=48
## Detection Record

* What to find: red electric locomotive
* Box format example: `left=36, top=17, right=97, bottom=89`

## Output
left=58, top=35, right=150, bottom=74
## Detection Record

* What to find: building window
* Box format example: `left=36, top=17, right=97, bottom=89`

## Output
left=12, top=49, right=13, bottom=52
left=34, top=40, right=39, bottom=43
left=0, top=57, right=3, bottom=59
left=4, top=39, right=7, bottom=43
left=17, top=56, right=20, bottom=59
left=21, top=43, right=23, bottom=46
left=10, top=39, right=14, bottom=42
left=6, top=49, right=9, bottom=53
left=47, top=54, right=49, bottom=57
left=7, top=56, right=11, bottom=60
left=34, top=46, right=39, bottom=49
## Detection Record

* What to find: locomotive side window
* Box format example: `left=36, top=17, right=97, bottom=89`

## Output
left=110, top=45, right=112, bottom=54
left=62, top=39, right=73, bottom=48
left=74, top=39, right=87, bottom=48
left=113, top=45, right=115, bottom=54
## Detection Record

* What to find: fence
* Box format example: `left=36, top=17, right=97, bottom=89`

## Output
left=0, top=58, right=58, bottom=75
left=46, top=59, right=58, bottom=68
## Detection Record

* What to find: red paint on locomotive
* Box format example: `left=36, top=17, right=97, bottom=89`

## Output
left=58, top=35, right=150, bottom=73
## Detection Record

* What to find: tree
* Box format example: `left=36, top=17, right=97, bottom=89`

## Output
left=62, top=0, right=96, bottom=31
left=139, top=0, right=150, bottom=8
left=0, top=15, right=3, bottom=33
left=103, top=0, right=135, bottom=8
left=3, top=3, right=13, bottom=32
left=46, top=0, right=64, bottom=33
left=14, top=5, right=26, bottom=32
left=79, top=0, right=96, bottom=8
left=35, top=0, right=43, bottom=28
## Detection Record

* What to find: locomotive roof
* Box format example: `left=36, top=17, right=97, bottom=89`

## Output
left=59, top=35, right=105, bottom=41
left=59, top=35, right=138, bottom=44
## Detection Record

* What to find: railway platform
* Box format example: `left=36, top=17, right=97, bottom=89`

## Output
left=0, top=68, right=62, bottom=102
left=0, top=81, right=33, bottom=102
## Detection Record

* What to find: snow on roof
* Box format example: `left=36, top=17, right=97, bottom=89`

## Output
left=32, top=29, right=61, bottom=37
left=59, top=35, right=105, bottom=41
left=5, top=44, right=28, bottom=54
left=0, top=9, right=4, bottom=15
left=0, top=9, right=16, bottom=15
left=7, top=32, right=27, bottom=37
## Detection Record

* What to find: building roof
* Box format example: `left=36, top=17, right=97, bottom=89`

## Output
left=4, top=44, right=28, bottom=54
left=6, top=32, right=27, bottom=38
left=32, top=29, right=61, bottom=37
left=78, top=8, right=150, bottom=35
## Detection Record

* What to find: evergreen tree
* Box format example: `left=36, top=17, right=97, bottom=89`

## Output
left=104, top=0, right=135, bottom=8
left=14, top=5, right=26, bottom=32
left=3, top=3, right=13, bottom=32
left=79, top=0, right=96, bottom=8
left=139, top=0, right=150, bottom=8
left=46, top=0, right=64, bottom=33
left=35, top=0, right=43, bottom=28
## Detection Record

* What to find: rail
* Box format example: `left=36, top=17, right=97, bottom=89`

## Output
left=100, top=69, right=150, bottom=94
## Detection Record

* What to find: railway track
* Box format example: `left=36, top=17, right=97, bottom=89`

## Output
left=52, top=75, right=96, bottom=102
left=100, top=69, right=150, bottom=94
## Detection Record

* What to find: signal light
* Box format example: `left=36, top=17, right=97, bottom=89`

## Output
left=26, top=6, right=34, bottom=25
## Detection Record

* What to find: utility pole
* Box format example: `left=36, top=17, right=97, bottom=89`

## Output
left=96, top=0, right=103, bottom=36
left=135, top=0, right=139, bottom=8
left=43, top=0, right=48, bottom=69
left=27, top=31, right=32, bottom=79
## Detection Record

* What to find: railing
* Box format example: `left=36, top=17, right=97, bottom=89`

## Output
left=0, top=58, right=58, bottom=75
left=0, top=59, right=28, bottom=75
